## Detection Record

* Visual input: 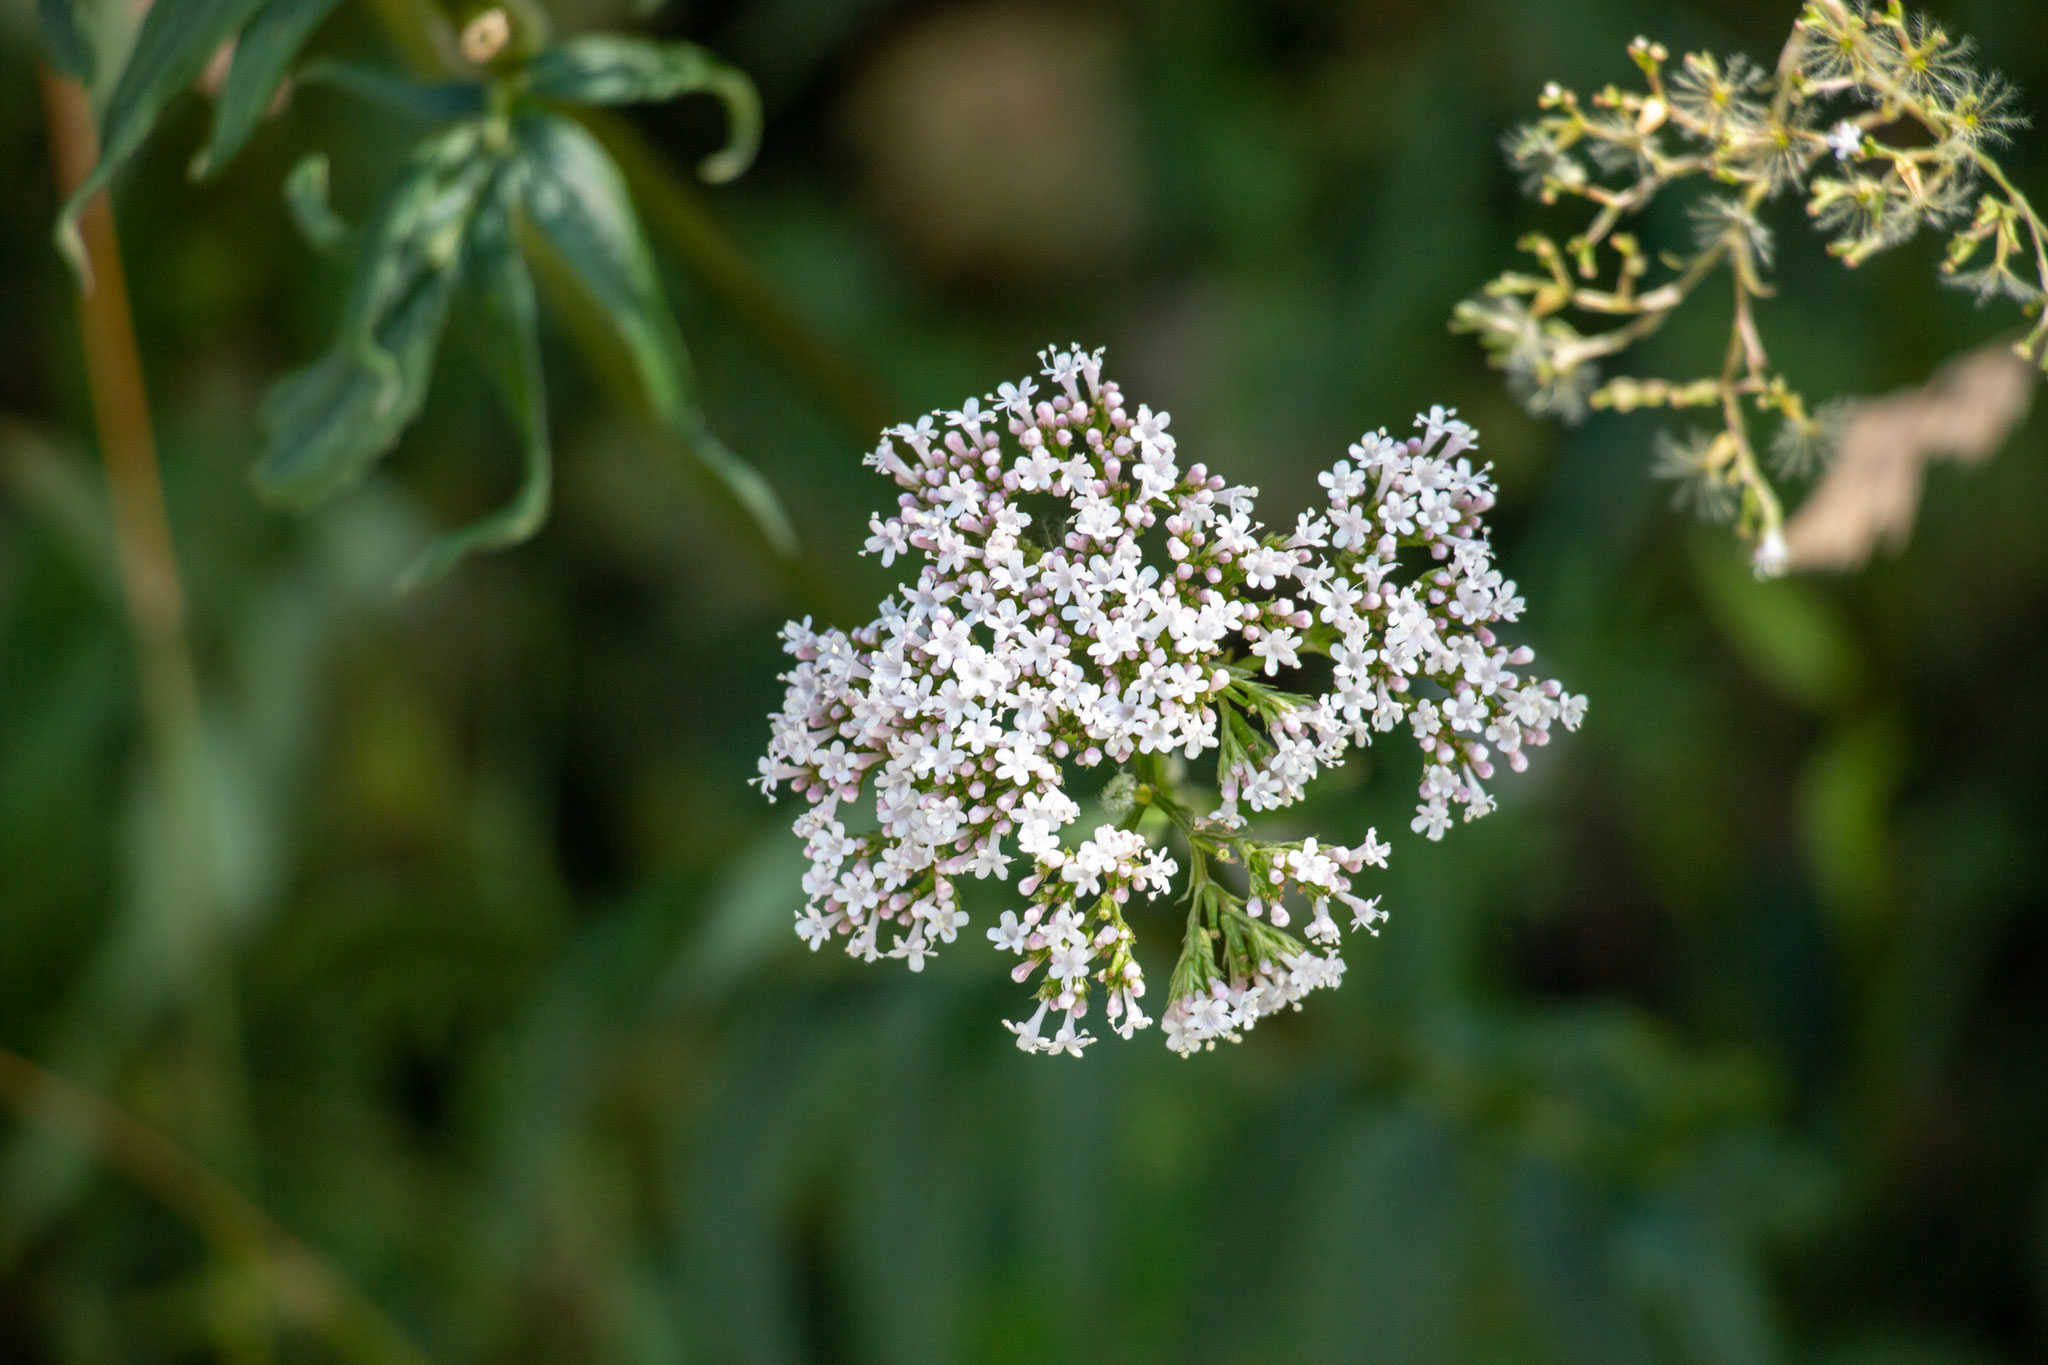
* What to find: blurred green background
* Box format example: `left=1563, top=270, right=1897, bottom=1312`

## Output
left=4, top=0, right=2048, bottom=1360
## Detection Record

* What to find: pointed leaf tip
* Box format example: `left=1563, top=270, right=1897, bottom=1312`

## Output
left=524, top=36, right=761, bottom=183
left=397, top=187, right=555, bottom=589
left=200, top=0, right=346, bottom=178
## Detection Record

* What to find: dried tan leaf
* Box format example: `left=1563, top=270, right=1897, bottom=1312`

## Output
left=1785, top=343, right=2036, bottom=571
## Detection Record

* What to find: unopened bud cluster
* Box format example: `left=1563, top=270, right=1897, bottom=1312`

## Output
left=1454, top=0, right=2047, bottom=577
left=757, top=347, right=1583, bottom=1057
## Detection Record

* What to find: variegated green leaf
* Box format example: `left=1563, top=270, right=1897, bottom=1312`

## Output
left=282, top=152, right=356, bottom=257
left=399, top=174, right=553, bottom=589
left=524, top=35, right=760, bottom=182
left=678, top=427, right=795, bottom=559
left=254, top=121, right=497, bottom=509
left=512, top=110, right=792, bottom=553
left=294, top=59, right=490, bottom=122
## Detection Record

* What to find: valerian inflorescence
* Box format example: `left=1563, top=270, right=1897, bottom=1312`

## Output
left=1454, top=0, right=2048, bottom=577
left=757, top=347, right=1585, bottom=1057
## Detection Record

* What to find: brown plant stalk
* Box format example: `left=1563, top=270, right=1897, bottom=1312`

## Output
left=28, top=65, right=434, bottom=1365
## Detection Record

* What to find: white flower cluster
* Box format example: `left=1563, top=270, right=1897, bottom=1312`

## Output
left=757, top=346, right=1584, bottom=1057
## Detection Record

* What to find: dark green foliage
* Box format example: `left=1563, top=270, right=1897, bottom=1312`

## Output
left=256, top=46, right=787, bottom=576
left=53, top=0, right=271, bottom=273
left=255, top=120, right=495, bottom=512
left=524, top=34, right=762, bottom=181
left=294, top=60, right=493, bottom=118
left=36, top=0, right=95, bottom=81
left=396, top=188, right=550, bottom=588
left=48, top=0, right=782, bottom=580
left=511, top=108, right=792, bottom=554
left=194, top=0, right=345, bottom=176
left=283, top=151, right=359, bottom=255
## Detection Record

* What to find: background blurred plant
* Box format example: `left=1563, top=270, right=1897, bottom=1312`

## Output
left=1455, top=0, right=2047, bottom=576
left=41, top=0, right=791, bottom=585
left=2, top=0, right=2047, bottom=1361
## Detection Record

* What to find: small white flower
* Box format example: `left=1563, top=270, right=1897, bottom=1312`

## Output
left=1005, top=999, right=1052, bottom=1052
left=1046, top=1009, right=1095, bottom=1057
left=987, top=910, right=1030, bottom=952
left=795, top=909, right=835, bottom=949
left=1752, top=528, right=1789, bottom=579
left=1340, top=893, right=1385, bottom=934
left=1826, top=120, right=1863, bottom=161
left=1249, top=627, right=1302, bottom=676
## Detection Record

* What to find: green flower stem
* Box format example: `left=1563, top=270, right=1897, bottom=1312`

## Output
left=1947, top=145, right=2048, bottom=361
left=1965, top=152, right=2048, bottom=294
left=1166, top=842, right=1223, bottom=1003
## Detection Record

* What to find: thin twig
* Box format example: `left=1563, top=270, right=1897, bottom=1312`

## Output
left=37, top=63, right=232, bottom=1141
left=0, top=1047, right=434, bottom=1365
left=37, top=69, right=187, bottom=658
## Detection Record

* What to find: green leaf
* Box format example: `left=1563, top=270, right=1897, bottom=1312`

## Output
left=524, top=35, right=761, bottom=182
left=253, top=121, right=497, bottom=509
left=282, top=152, right=356, bottom=257
left=1688, top=534, right=1861, bottom=714
left=294, top=59, right=489, bottom=121
left=1796, top=711, right=1907, bottom=938
left=54, top=0, right=271, bottom=282
left=37, top=0, right=96, bottom=82
left=687, top=427, right=797, bottom=559
left=512, top=110, right=792, bottom=553
left=511, top=113, right=682, bottom=414
left=398, top=178, right=553, bottom=589
left=1617, top=1203, right=1784, bottom=1365
left=191, top=0, right=343, bottom=178
left=253, top=287, right=456, bottom=510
